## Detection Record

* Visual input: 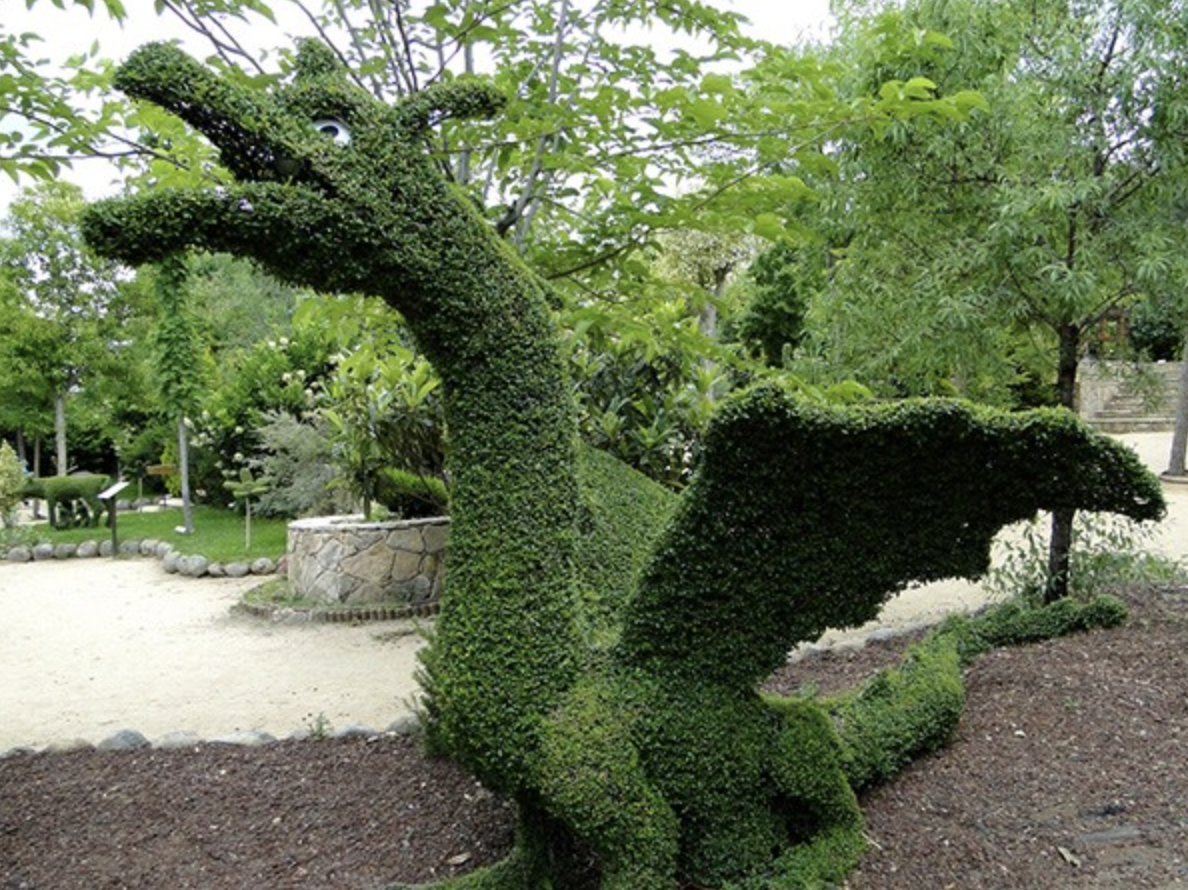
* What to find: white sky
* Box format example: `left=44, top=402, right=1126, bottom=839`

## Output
left=0, top=0, right=833, bottom=216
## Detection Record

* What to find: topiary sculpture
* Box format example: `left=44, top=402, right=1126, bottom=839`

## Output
left=39, top=474, right=112, bottom=529
left=81, top=43, right=1165, bottom=890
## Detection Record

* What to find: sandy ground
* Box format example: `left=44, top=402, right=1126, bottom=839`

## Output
left=0, top=563, right=426, bottom=750
left=2, top=432, right=1185, bottom=751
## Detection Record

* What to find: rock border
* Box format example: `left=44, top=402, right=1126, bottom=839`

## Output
left=0, top=536, right=280, bottom=580
left=234, top=597, right=441, bottom=624
left=0, top=714, right=423, bottom=759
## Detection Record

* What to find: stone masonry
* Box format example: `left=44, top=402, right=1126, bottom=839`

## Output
left=287, top=516, right=448, bottom=606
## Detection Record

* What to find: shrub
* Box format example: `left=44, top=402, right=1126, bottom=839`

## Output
left=252, top=410, right=352, bottom=518
left=41, top=474, right=111, bottom=529
left=987, top=512, right=1186, bottom=603
left=376, top=467, right=449, bottom=518
left=572, top=443, right=677, bottom=641
left=320, top=350, right=446, bottom=520
left=0, top=443, right=27, bottom=527
left=1128, top=295, right=1184, bottom=360
left=826, top=634, right=967, bottom=791
left=827, top=594, right=1132, bottom=790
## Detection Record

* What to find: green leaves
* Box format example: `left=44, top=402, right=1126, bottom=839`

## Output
left=0, top=441, right=27, bottom=524
left=223, top=465, right=271, bottom=499
left=781, top=0, right=1188, bottom=406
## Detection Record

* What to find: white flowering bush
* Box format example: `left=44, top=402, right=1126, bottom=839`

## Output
left=0, top=442, right=27, bottom=528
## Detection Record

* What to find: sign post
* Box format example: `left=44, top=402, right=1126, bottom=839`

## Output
left=97, top=480, right=132, bottom=556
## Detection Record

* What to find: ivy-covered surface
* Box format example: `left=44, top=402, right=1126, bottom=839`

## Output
left=82, top=44, right=1167, bottom=890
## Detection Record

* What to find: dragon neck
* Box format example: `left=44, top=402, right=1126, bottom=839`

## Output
left=388, top=202, right=584, bottom=791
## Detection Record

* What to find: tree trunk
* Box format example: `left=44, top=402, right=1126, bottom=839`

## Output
left=1054, top=323, right=1080, bottom=410
left=15, top=429, right=26, bottom=467
left=177, top=414, right=195, bottom=534
left=31, top=436, right=42, bottom=519
left=54, top=391, right=67, bottom=475
left=1045, top=507, right=1075, bottom=603
left=1165, top=332, right=1188, bottom=476
left=1047, top=324, right=1081, bottom=601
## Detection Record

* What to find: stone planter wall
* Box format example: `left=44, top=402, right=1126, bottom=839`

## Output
left=287, top=515, right=448, bottom=607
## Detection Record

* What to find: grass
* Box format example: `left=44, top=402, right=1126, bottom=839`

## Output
left=14, top=505, right=288, bottom=564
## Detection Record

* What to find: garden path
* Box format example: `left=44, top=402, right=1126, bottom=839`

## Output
left=0, top=560, right=425, bottom=750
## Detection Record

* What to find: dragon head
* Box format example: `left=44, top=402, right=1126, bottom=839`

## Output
left=81, top=41, right=505, bottom=304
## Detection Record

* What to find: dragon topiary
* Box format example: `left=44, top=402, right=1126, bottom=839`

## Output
left=81, top=42, right=1165, bottom=890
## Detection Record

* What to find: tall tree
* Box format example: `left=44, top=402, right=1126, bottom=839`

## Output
left=0, top=267, right=56, bottom=466
left=801, top=0, right=1188, bottom=598
left=150, top=255, right=205, bottom=533
left=1, top=181, right=125, bottom=474
left=5, top=3, right=977, bottom=291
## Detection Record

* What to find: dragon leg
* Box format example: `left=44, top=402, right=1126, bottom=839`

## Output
left=758, top=697, right=866, bottom=890
left=536, top=676, right=680, bottom=890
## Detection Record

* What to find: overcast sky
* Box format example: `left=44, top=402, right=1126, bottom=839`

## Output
left=0, top=1, right=833, bottom=216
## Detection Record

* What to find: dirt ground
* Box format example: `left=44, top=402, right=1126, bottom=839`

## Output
left=1, top=584, right=1183, bottom=890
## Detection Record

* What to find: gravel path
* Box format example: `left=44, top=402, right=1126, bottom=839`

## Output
left=0, top=559, right=425, bottom=751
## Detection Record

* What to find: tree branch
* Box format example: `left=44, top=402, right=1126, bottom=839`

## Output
left=160, top=0, right=267, bottom=75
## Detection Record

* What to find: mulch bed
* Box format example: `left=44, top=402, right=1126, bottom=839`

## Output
left=2, top=587, right=1185, bottom=890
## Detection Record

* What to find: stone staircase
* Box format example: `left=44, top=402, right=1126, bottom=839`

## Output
left=1083, top=362, right=1182, bottom=434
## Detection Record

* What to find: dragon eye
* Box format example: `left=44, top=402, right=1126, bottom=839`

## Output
left=312, top=119, right=351, bottom=145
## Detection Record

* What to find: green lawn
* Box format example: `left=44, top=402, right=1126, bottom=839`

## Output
left=29, top=505, right=288, bottom=563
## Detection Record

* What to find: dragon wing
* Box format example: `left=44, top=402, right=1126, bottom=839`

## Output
left=616, top=383, right=1164, bottom=685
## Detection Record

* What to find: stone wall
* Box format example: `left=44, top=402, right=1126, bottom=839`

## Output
left=287, top=515, right=448, bottom=606
left=1078, top=359, right=1182, bottom=432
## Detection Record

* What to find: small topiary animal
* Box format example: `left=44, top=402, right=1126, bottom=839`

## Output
left=39, top=474, right=112, bottom=529
left=81, top=43, right=1165, bottom=889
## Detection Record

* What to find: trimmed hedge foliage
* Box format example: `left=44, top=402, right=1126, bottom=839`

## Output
left=825, top=594, right=1131, bottom=791
left=83, top=43, right=1167, bottom=890
left=39, top=474, right=112, bottom=529
left=82, top=40, right=582, bottom=796
left=574, top=443, right=677, bottom=643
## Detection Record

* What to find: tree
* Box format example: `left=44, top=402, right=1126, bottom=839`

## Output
left=731, top=240, right=821, bottom=366
left=796, top=0, right=1188, bottom=598
left=0, top=276, right=58, bottom=468
left=1154, top=198, right=1188, bottom=477
left=1, top=181, right=127, bottom=474
left=186, top=251, right=304, bottom=354
left=7, top=2, right=995, bottom=480
left=6, top=2, right=983, bottom=292
left=149, top=255, right=205, bottom=533
left=0, top=0, right=137, bottom=185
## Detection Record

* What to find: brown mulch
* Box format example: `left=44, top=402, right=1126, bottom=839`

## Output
left=2, top=587, right=1185, bottom=890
